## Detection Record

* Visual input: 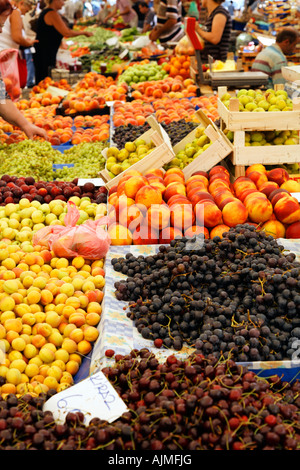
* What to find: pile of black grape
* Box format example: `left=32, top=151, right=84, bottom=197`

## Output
left=112, top=224, right=300, bottom=361
left=112, top=120, right=199, bottom=149
left=1, top=350, right=300, bottom=450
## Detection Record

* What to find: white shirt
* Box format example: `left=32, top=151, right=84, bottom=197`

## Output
left=0, top=16, right=19, bottom=50
left=22, top=10, right=37, bottom=40
left=61, top=0, right=83, bottom=23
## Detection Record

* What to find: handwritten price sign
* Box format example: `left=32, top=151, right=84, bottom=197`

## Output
left=43, top=371, right=128, bottom=424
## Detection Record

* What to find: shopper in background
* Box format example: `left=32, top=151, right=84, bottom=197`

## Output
left=33, top=0, right=92, bottom=84
left=103, top=0, right=138, bottom=27
left=0, top=0, right=37, bottom=88
left=97, top=0, right=112, bottom=23
left=149, top=0, right=184, bottom=45
left=131, top=0, right=144, bottom=28
left=251, top=27, right=299, bottom=88
left=0, top=0, right=36, bottom=52
left=22, top=1, right=37, bottom=87
left=195, top=0, right=232, bottom=62
left=0, top=0, right=47, bottom=139
left=138, top=1, right=155, bottom=33
left=61, top=0, right=83, bottom=27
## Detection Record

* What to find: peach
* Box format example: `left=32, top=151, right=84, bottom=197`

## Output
left=164, top=167, right=184, bottom=177
left=212, top=187, right=232, bottom=205
left=192, top=170, right=209, bottom=179
left=186, top=174, right=209, bottom=188
left=245, top=164, right=267, bottom=177
left=189, top=191, right=215, bottom=208
left=209, top=179, right=230, bottom=195
left=116, top=178, right=131, bottom=197
left=132, top=224, right=159, bottom=245
left=218, top=196, right=239, bottom=210
left=286, top=221, right=300, bottom=239
left=222, top=200, right=248, bottom=227
left=168, top=195, right=190, bottom=206
left=124, top=176, right=149, bottom=199
left=245, top=196, right=273, bottom=224
left=163, top=173, right=185, bottom=187
left=210, top=224, right=231, bottom=239
left=145, top=168, right=165, bottom=178
left=260, top=219, right=286, bottom=239
left=209, top=172, right=230, bottom=185
left=159, top=226, right=183, bottom=244
left=107, top=223, right=133, bottom=245
left=274, top=195, right=300, bottom=224
left=135, top=185, right=163, bottom=209
left=269, top=189, right=290, bottom=207
left=280, top=180, right=300, bottom=193
left=194, top=200, right=222, bottom=228
left=257, top=181, right=279, bottom=197
left=186, top=182, right=208, bottom=197
left=247, top=171, right=269, bottom=189
left=114, top=195, right=135, bottom=219
left=146, top=204, right=170, bottom=231
left=243, top=191, right=267, bottom=207
left=149, top=181, right=166, bottom=194
left=163, top=182, right=186, bottom=202
left=170, top=203, right=195, bottom=231
left=119, top=204, right=144, bottom=231
left=233, top=177, right=257, bottom=199
left=209, top=165, right=230, bottom=178
left=146, top=176, right=165, bottom=185
left=184, top=225, right=209, bottom=239
left=267, top=168, right=289, bottom=186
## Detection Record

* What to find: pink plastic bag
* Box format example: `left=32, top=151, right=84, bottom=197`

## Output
left=51, top=216, right=110, bottom=260
left=34, top=200, right=110, bottom=260
left=0, top=49, right=21, bottom=101
left=33, top=200, right=80, bottom=248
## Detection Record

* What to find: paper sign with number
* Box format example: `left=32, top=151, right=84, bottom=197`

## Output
left=43, top=371, right=129, bottom=424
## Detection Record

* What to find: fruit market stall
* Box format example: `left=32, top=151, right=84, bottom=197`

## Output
left=2, top=20, right=300, bottom=448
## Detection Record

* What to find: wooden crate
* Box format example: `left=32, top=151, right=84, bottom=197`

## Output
left=99, top=129, right=175, bottom=190
left=230, top=130, right=300, bottom=177
left=217, top=86, right=300, bottom=131
left=172, top=109, right=233, bottom=178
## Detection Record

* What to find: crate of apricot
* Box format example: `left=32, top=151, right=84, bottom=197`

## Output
left=99, top=129, right=175, bottom=189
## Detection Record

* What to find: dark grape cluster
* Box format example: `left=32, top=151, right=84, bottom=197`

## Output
left=112, top=224, right=300, bottom=361
left=112, top=120, right=199, bottom=149
left=1, top=350, right=300, bottom=450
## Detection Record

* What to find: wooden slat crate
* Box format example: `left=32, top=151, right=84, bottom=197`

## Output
left=171, top=109, right=233, bottom=178
left=217, top=86, right=300, bottom=131
left=99, top=129, right=175, bottom=190
left=230, top=130, right=300, bottom=177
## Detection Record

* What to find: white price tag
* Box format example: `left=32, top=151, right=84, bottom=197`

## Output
left=43, top=371, right=128, bottom=425
left=119, top=48, right=129, bottom=59
left=78, top=178, right=105, bottom=186
left=291, top=192, right=300, bottom=202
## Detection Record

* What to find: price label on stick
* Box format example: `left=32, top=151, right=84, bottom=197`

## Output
left=43, top=371, right=129, bottom=424
left=77, top=178, right=105, bottom=186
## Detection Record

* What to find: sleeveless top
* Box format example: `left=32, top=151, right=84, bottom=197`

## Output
left=0, top=14, right=21, bottom=51
left=35, top=8, right=63, bottom=57
left=201, top=5, right=232, bottom=62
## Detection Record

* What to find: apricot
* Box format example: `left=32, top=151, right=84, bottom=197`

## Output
left=107, top=223, right=133, bottom=245
left=222, top=200, right=248, bottom=227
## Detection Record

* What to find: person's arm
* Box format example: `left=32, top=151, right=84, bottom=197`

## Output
left=143, top=11, right=155, bottom=33
left=0, top=99, right=48, bottom=140
left=10, top=9, right=35, bottom=47
left=45, top=10, right=92, bottom=37
left=149, top=17, right=176, bottom=40
left=143, top=21, right=151, bottom=33
left=103, top=5, right=117, bottom=21
left=195, top=13, right=227, bottom=45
